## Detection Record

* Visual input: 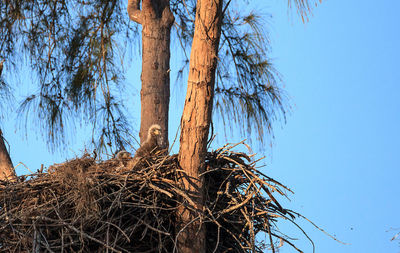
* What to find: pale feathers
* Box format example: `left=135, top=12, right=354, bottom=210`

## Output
left=134, top=124, right=162, bottom=158
left=115, top=150, right=132, bottom=159
left=124, top=124, right=163, bottom=169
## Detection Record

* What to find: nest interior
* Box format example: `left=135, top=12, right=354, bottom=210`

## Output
left=0, top=144, right=299, bottom=253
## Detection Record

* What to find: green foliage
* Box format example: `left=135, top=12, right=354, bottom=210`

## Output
left=215, top=10, right=286, bottom=142
left=0, top=0, right=317, bottom=153
left=0, top=60, right=13, bottom=124
left=172, top=0, right=287, bottom=143
left=172, top=0, right=319, bottom=144
left=1, top=0, right=138, bottom=153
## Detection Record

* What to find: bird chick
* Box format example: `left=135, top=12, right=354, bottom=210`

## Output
left=115, top=150, right=132, bottom=159
left=134, top=124, right=162, bottom=158
left=127, top=124, right=163, bottom=170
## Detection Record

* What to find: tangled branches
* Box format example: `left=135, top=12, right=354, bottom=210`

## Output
left=0, top=144, right=308, bottom=252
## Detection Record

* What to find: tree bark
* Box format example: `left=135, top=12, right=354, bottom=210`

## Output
left=177, top=0, right=224, bottom=252
left=128, top=0, right=174, bottom=148
left=0, top=129, right=15, bottom=181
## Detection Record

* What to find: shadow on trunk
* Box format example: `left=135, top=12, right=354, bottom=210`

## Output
left=0, top=129, right=15, bottom=181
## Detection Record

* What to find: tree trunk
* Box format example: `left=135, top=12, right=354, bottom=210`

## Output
left=177, top=0, right=224, bottom=252
left=127, top=0, right=174, bottom=148
left=0, top=129, right=15, bottom=181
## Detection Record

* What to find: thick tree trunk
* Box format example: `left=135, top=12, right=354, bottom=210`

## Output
left=177, top=0, right=224, bottom=252
left=127, top=0, right=174, bottom=148
left=0, top=129, right=15, bottom=181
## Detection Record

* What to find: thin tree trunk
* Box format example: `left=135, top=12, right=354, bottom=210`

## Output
left=0, top=129, right=15, bottom=181
left=177, top=0, right=224, bottom=252
left=127, top=0, right=174, bottom=148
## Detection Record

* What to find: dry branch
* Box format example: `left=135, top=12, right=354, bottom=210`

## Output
left=0, top=144, right=311, bottom=252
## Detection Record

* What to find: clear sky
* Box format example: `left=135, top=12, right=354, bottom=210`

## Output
left=2, top=0, right=400, bottom=252
left=264, top=0, right=400, bottom=252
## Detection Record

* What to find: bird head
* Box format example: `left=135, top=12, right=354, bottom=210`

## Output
left=149, top=124, right=162, bottom=137
left=148, top=124, right=163, bottom=147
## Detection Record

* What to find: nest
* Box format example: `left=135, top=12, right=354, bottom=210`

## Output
left=0, top=143, right=303, bottom=252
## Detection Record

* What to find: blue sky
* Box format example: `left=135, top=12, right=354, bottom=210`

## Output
left=264, top=0, right=400, bottom=252
left=2, top=0, right=400, bottom=252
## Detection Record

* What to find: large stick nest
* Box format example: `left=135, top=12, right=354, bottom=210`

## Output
left=0, top=143, right=303, bottom=252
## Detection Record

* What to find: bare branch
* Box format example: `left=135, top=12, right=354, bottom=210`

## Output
left=127, top=0, right=142, bottom=24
